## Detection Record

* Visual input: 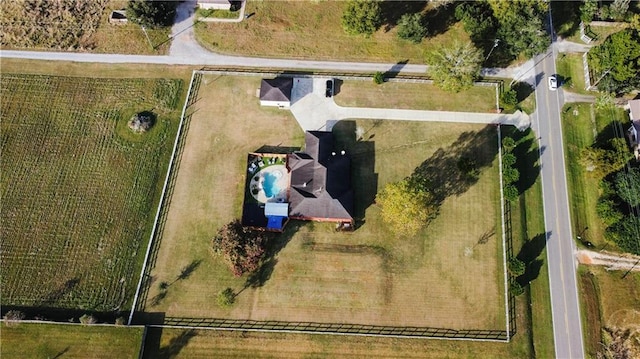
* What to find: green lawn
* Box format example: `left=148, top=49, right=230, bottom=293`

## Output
left=334, top=80, right=497, bottom=113
left=556, top=53, right=590, bottom=95
left=194, top=1, right=471, bottom=63
left=0, top=74, right=182, bottom=310
left=1, top=323, right=144, bottom=359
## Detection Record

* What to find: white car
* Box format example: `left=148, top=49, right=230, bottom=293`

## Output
left=548, top=75, right=558, bottom=91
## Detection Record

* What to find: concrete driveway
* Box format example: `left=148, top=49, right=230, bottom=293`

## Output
left=290, top=77, right=531, bottom=132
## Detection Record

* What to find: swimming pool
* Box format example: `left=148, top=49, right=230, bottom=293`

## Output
left=262, top=170, right=282, bottom=198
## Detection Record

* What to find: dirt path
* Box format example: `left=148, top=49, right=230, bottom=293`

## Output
left=577, top=250, right=640, bottom=271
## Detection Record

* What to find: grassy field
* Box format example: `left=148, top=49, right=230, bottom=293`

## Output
left=561, top=102, right=629, bottom=249
left=194, top=1, right=471, bottom=63
left=144, top=74, right=506, bottom=332
left=579, top=267, right=640, bottom=358
left=0, top=322, right=144, bottom=359
left=0, top=74, right=182, bottom=311
left=556, top=53, right=590, bottom=95
left=334, top=80, right=497, bottom=113
left=0, top=0, right=170, bottom=54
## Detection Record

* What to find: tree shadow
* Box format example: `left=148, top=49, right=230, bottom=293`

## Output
left=594, top=120, right=624, bottom=149
left=332, top=120, right=378, bottom=225
left=176, top=259, right=202, bottom=281
left=551, top=1, right=581, bottom=38
left=425, top=3, right=456, bottom=37
left=504, top=127, right=541, bottom=194
left=512, top=82, right=534, bottom=103
left=410, top=125, right=499, bottom=205
left=243, top=221, right=304, bottom=289
left=156, top=329, right=197, bottom=359
left=380, top=1, right=428, bottom=31
left=383, top=60, right=409, bottom=80
left=516, top=232, right=548, bottom=264
left=517, top=258, right=544, bottom=285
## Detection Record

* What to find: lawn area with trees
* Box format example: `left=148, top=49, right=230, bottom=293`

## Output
left=142, top=74, right=506, bottom=333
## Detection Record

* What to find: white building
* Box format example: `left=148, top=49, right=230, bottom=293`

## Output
left=259, top=78, right=293, bottom=109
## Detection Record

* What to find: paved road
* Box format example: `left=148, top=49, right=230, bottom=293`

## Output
left=533, top=47, right=585, bottom=359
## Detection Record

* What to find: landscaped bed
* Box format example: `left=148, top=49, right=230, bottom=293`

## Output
left=0, top=74, right=182, bottom=311
left=144, top=74, right=506, bottom=332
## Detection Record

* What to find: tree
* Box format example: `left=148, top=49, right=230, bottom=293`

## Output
left=502, top=152, right=516, bottom=167
left=606, top=215, right=640, bottom=255
left=396, top=13, right=427, bottom=43
left=427, top=42, right=483, bottom=92
left=455, top=1, right=497, bottom=44
left=373, top=71, right=385, bottom=84
left=510, top=281, right=525, bottom=296
left=609, top=0, right=630, bottom=21
left=508, top=257, right=526, bottom=276
left=217, top=287, right=235, bottom=307
left=581, top=138, right=633, bottom=178
left=500, top=87, right=518, bottom=108
left=212, top=219, right=270, bottom=277
left=489, top=0, right=550, bottom=59
left=126, top=0, right=177, bottom=28
left=580, top=0, right=599, bottom=23
left=502, top=137, right=516, bottom=153
left=503, top=166, right=520, bottom=184
left=504, top=184, right=519, bottom=202
left=341, top=0, right=382, bottom=36
left=588, top=28, right=640, bottom=94
left=615, top=167, right=640, bottom=207
left=376, top=178, right=436, bottom=237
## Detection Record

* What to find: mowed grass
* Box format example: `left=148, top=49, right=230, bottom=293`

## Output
left=0, top=322, right=144, bottom=359
left=145, top=74, right=505, bottom=331
left=334, top=80, right=497, bottom=113
left=0, top=74, right=182, bottom=310
left=562, top=103, right=628, bottom=249
left=194, top=1, right=471, bottom=62
left=556, top=53, right=589, bottom=95
left=579, top=267, right=640, bottom=358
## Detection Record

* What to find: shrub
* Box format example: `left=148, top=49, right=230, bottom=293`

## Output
left=217, top=287, right=235, bottom=307
left=502, top=137, right=516, bottom=153
left=502, top=152, right=516, bottom=168
left=212, top=219, right=271, bottom=276
left=115, top=317, right=126, bottom=326
left=396, top=13, right=427, bottom=43
left=508, top=257, right=526, bottom=276
left=500, top=88, right=518, bottom=107
left=79, top=314, right=97, bottom=325
left=373, top=71, right=385, bottom=84
left=510, top=281, right=525, bottom=296
left=3, top=310, right=25, bottom=327
left=502, top=167, right=520, bottom=185
left=504, top=184, right=519, bottom=202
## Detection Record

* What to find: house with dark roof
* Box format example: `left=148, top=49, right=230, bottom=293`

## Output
left=240, top=131, right=354, bottom=232
left=259, top=78, right=293, bottom=108
left=626, top=99, right=640, bottom=160
left=287, top=131, right=354, bottom=226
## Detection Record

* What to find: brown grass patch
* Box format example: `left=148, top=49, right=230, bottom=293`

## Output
left=145, top=74, right=504, bottom=331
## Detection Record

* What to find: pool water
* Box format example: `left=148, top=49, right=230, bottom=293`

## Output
left=262, top=171, right=282, bottom=198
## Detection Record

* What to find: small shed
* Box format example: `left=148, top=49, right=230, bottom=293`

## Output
left=265, top=202, right=289, bottom=231
left=259, top=78, right=293, bottom=108
left=109, top=10, right=128, bottom=24
left=198, top=0, right=232, bottom=10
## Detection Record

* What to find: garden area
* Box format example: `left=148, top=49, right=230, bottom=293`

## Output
left=143, top=74, right=507, bottom=333
left=0, top=74, right=183, bottom=312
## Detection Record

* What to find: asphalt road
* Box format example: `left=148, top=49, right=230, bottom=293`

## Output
left=534, top=48, right=585, bottom=359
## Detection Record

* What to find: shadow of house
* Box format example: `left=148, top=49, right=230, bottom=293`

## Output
left=380, top=1, right=428, bottom=31
left=625, top=99, right=640, bottom=160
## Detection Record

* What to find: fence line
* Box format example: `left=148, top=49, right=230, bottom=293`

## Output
left=156, top=317, right=509, bottom=341
left=583, top=52, right=594, bottom=91
left=128, top=71, right=200, bottom=325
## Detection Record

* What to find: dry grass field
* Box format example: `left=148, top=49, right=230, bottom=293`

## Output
left=145, top=74, right=505, bottom=331
left=194, top=1, right=470, bottom=62
left=334, top=80, right=497, bottom=113
left=0, top=74, right=182, bottom=310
